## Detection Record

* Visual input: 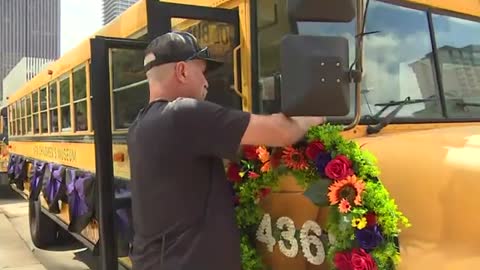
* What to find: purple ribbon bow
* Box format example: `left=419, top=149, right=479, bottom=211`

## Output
left=7, top=156, right=16, bottom=174
left=67, top=170, right=91, bottom=218
left=45, top=164, right=64, bottom=202
left=31, top=161, right=45, bottom=191
left=14, top=159, right=24, bottom=177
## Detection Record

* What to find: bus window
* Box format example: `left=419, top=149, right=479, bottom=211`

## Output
left=49, top=81, right=59, bottom=132
left=32, top=91, right=39, bottom=134
left=20, top=98, right=26, bottom=135
left=26, top=95, right=32, bottom=134
left=60, top=77, right=72, bottom=132
left=15, top=101, right=21, bottom=136
left=11, top=104, right=14, bottom=136
left=73, top=67, right=87, bottom=131
left=40, top=87, right=48, bottom=133
left=255, top=0, right=444, bottom=121
left=172, top=18, right=242, bottom=110
left=431, top=15, right=480, bottom=118
left=110, top=48, right=147, bottom=130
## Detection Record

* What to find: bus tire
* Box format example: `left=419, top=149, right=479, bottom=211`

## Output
left=29, top=199, right=59, bottom=249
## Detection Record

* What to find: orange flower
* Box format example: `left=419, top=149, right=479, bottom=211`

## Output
left=260, top=162, right=271, bottom=172
left=327, top=175, right=365, bottom=206
left=256, top=146, right=272, bottom=172
left=339, top=199, right=352, bottom=213
left=256, top=146, right=270, bottom=163
left=282, top=146, right=309, bottom=170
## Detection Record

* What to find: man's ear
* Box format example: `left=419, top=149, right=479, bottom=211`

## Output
left=175, top=62, right=188, bottom=83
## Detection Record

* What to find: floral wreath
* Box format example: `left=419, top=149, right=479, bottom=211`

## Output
left=226, top=124, right=411, bottom=270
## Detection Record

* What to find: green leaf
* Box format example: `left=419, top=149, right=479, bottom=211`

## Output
left=303, top=178, right=331, bottom=206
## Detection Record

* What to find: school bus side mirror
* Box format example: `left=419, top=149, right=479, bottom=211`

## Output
left=280, top=35, right=350, bottom=117
left=288, top=0, right=356, bottom=22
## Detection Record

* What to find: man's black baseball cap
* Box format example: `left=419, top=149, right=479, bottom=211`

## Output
left=143, top=31, right=223, bottom=72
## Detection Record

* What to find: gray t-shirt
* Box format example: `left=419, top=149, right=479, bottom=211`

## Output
left=127, top=97, right=251, bottom=270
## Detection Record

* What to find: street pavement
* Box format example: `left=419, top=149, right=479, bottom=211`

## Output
left=0, top=184, right=97, bottom=270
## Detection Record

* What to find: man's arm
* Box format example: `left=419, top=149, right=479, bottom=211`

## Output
left=172, top=98, right=325, bottom=159
left=240, top=113, right=325, bottom=147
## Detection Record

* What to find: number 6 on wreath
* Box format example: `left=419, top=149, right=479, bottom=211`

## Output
left=300, top=220, right=325, bottom=265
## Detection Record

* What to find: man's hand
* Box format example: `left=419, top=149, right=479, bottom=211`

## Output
left=240, top=113, right=327, bottom=147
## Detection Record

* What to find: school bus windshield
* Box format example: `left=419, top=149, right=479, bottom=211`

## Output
left=255, top=0, right=480, bottom=123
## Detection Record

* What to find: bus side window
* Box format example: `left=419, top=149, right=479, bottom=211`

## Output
left=60, top=77, right=71, bottom=132
left=26, top=95, right=32, bottom=134
left=40, top=87, right=48, bottom=134
left=111, top=48, right=148, bottom=130
left=73, top=67, right=87, bottom=132
left=49, top=81, right=59, bottom=133
left=32, top=91, right=40, bottom=134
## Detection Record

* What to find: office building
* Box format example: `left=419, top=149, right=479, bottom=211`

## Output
left=0, top=0, right=60, bottom=100
left=103, top=0, right=139, bottom=25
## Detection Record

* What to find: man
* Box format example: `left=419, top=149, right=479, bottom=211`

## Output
left=127, top=31, right=325, bottom=270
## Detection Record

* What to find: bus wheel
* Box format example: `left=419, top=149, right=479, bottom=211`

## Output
left=29, top=199, right=59, bottom=249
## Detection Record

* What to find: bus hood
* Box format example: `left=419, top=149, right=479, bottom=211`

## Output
left=354, top=125, right=480, bottom=270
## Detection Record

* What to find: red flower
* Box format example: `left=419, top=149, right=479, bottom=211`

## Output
left=334, top=251, right=353, bottom=270
left=325, top=155, right=354, bottom=180
left=351, top=248, right=377, bottom=270
left=248, top=171, right=260, bottom=179
left=305, top=140, right=325, bottom=160
left=226, top=163, right=242, bottom=183
left=334, top=248, right=377, bottom=270
left=282, top=146, right=309, bottom=170
left=242, top=145, right=258, bottom=160
left=270, top=149, right=283, bottom=168
left=258, top=187, right=271, bottom=199
left=365, top=212, right=377, bottom=226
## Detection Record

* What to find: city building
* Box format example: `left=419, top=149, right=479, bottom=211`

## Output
left=0, top=0, right=60, bottom=101
left=2, top=57, right=54, bottom=107
left=103, top=0, right=139, bottom=25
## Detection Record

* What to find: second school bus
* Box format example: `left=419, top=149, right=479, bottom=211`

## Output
left=3, top=0, right=480, bottom=269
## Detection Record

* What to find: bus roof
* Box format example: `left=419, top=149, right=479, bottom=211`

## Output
left=6, top=0, right=480, bottom=105
left=381, top=0, right=480, bottom=20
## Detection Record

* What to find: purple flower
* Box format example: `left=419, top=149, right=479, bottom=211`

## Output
left=315, top=152, right=332, bottom=176
left=355, top=225, right=384, bottom=251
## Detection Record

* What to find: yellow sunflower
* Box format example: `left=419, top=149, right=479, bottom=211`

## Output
left=327, top=175, right=365, bottom=206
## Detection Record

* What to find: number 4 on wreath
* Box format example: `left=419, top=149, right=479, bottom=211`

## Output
left=256, top=213, right=276, bottom=252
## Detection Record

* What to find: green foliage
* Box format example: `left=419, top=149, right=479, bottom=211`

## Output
left=370, top=241, right=401, bottom=270
left=240, top=235, right=265, bottom=270
left=362, top=181, right=411, bottom=236
left=231, top=123, right=410, bottom=270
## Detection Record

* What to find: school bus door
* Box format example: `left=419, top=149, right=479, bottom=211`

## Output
left=90, top=1, right=241, bottom=269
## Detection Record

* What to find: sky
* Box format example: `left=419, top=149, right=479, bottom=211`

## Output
left=60, top=0, right=103, bottom=56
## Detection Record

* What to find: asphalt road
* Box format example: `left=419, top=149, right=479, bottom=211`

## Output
left=0, top=184, right=98, bottom=270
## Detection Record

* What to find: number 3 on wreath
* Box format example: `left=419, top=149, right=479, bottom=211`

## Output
left=276, top=217, right=299, bottom=257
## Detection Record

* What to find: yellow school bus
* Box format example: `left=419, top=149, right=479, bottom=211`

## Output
left=0, top=107, right=8, bottom=174
left=4, top=0, right=480, bottom=269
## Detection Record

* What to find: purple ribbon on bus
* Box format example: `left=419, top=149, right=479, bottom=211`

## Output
left=66, top=170, right=90, bottom=218
left=7, top=155, right=16, bottom=175
left=14, top=158, right=24, bottom=178
left=45, top=165, right=64, bottom=203
left=31, top=161, right=45, bottom=191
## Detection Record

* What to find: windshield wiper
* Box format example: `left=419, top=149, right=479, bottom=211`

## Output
left=456, top=101, right=480, bottom=107
left=366, top=96, right=436, bottom=134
